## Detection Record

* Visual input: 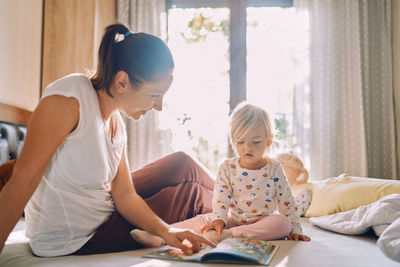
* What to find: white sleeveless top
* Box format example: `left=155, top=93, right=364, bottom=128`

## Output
left=24, top=73, right=126, bottom=257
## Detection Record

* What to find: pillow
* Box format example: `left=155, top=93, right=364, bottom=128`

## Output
left=292, top=174, right=400, bottom=217
left=0, top=159, right=16, bottom=192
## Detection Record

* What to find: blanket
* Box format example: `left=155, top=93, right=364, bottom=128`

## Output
left=309, top=194, right=400, bottom=262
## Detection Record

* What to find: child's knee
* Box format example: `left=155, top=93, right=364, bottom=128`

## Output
left=275, top=214, right=292, bottom=235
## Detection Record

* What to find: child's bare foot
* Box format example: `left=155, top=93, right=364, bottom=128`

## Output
left=202, top=229, right=232, bottom=243
left=130, top=229, right=166, bottom=247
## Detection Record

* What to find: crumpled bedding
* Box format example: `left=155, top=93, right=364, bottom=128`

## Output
left=377, top=215, right=400, bottom=262
left=310, top=194, right=400, bottom=262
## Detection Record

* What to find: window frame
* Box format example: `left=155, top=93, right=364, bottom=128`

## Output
left=168, top=0, right=293, bottom=112
left=167, top=0, right=294, bottom=157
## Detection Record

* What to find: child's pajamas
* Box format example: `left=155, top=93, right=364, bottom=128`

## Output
left=172, top=212, right=291, bottom=241
left=294, top=188, right=312, bottom=216
left=212, top=158, right=303, bottom=235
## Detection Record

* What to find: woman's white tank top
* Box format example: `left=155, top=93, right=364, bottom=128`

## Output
left=24, top=73, right=126, bottom=257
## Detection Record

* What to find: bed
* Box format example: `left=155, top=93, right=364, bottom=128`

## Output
left=0, top=103, right=398, bottom=266
left=2, top=217, right=398, bottom=267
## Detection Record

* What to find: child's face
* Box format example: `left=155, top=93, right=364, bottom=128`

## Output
left=235, top=126, right=271, bottom=169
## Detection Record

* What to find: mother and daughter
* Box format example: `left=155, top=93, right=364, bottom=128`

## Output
left=0, top=23, right=309, bottom=257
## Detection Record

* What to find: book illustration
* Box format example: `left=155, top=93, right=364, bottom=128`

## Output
left=144, top=236, right=279, bottom=265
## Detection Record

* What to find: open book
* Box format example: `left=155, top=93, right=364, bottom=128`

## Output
left=144, top=236, right=279, bottom=265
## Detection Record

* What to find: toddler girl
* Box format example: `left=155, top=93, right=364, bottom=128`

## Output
left=131, top=102, right=310, bottom=246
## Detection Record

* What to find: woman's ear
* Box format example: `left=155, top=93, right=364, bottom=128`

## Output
left=114, top=71, right=130, bottom=93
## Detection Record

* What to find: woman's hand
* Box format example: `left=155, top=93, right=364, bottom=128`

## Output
left=199, top=219, right=225, bottom=235
left=287, top=233, right=311, bottom=241
left=160, top=228, right=216, bottom=255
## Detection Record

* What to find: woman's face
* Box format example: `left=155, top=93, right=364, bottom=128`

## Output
left=120, top=72, right=173, bottom=120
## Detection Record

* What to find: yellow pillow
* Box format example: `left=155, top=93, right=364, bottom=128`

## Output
left=292, top=175, right=400, bottom=218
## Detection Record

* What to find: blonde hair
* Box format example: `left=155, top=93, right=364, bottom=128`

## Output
left=229, top=102, right=273, bottom=153
left=277, top=153, right=309, bottom=184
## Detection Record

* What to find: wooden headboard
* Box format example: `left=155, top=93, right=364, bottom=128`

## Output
left=0, top=103, right=32, bottom=126
left=0, top=103, right=32, bottom=164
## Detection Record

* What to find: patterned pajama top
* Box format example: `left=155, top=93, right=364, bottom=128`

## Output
left=212, top=157, right=303, bottom=234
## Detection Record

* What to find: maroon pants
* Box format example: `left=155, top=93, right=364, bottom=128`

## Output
left=73, top=152, right=215, bottom=255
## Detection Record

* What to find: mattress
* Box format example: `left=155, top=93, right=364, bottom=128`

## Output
left=0, top=217, right=397, bottom=267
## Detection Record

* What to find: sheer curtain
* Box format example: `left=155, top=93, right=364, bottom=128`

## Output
left=117, top=0, right=172, bottom=170
left=293, top=0, right=398, bottom=180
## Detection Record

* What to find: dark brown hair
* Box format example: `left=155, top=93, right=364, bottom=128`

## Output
left=91, top=23, right=174, bottom=97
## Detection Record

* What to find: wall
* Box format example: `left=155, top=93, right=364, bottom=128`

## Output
left=394, top=0, right=400, bottom=177
left=0, top=0, right=43, bottom=111
left=0, top=0, right=115, bottom=112
left=42, top=0, right=116, bottom=92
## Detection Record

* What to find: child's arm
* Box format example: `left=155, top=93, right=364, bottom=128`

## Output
left=274, top=165, right=310, bottom=241
left=203, top=161, right=232, bottom=233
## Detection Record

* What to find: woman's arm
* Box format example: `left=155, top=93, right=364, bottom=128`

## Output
left=111, top=148, right=215, bottom=254
left=0, top=96, right=79, bottom=253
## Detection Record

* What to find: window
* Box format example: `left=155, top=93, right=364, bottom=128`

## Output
left=246, top=6, right=297, bottom=152
left=161, top=7, right=230, bottom=174
left=162, top=0, right=302, bottom=174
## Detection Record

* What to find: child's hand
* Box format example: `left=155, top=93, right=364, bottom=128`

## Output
left=287, top=233, right=310, bottom=242
left=199, top=219, right=225, bottom=235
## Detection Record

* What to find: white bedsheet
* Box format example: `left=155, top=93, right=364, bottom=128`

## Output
left=310, top=194, right=400, bottom=262
left=1, top=217, right=398, bottom=266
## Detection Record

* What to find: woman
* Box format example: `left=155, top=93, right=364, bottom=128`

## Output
left=0, top=23, right=215, bottom=256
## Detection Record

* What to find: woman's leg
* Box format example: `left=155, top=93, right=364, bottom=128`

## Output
left=132, top=152, right=214, bottom=198
left=73, top=212, right=141, bottom=255
left=133, top=151, right=215, bottom=224
left=229, top=214, right=292, bottom=240
left=74, top=152, right=215, bottom=255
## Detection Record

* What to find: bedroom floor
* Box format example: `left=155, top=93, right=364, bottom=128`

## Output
left=1, top=218, right=398, bottom=267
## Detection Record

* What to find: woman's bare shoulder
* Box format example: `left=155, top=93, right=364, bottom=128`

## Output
left=30, top=95, right=80, bottom=135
